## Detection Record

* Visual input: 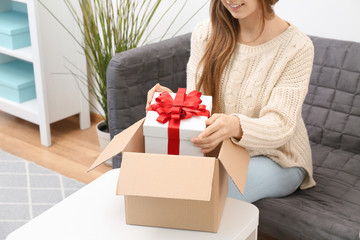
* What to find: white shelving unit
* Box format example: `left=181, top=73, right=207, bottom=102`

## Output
left=0, top=0, right=90, bottom=147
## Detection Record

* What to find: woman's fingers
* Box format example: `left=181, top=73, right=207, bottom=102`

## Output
left=191, top=116, right=224, bottom=153
left=156, top=85, right=173, bottom=93
left=154, top=84, right=164, bottom=92
left=146, top=84, right=159, bottom=110
left=191, top=114, right=241, bottom=153
left=205, top=113, right=221, bottom=126
left=146, top=84, right=173, bottom=111
left=196, top=121, right=220, bottom=142
left=199, top=114, right=222, bottom=139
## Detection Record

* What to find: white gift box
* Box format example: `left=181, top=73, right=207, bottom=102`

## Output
left=143, top=91, right=212, bottom=156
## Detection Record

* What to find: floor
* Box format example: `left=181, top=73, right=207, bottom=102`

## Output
left=0, top=149, right=86, bottom=239
left=0, top=111, right=110, bottom=184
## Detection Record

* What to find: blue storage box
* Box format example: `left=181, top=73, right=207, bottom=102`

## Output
left=0, top=11, right=31, bottom=50
left=0, top=60, right=36, bottom=103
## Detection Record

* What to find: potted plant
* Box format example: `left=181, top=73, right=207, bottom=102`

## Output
left=38, top=0, right=208, bottom=165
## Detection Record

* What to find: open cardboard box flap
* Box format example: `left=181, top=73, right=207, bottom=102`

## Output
left=117, top=152, right=216, bottom=201
left=218, top=138, right=250, bottom=195
left=88, top=118, right=250, bottom=196
left=88, top=118, right=145, bottom=172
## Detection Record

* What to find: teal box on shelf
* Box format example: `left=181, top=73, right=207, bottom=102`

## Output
left=0, top=11, right=31, bottom=50
left=0, top=60, right=36, bottom=103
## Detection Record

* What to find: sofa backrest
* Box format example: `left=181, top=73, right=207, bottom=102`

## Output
left=107, top=33, right=191, bottom=168
left=302, top=37, right=360, bottom=154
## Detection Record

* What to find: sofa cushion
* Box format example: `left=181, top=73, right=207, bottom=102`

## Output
left=256, top=143, right=360, bottom=240
left=254, top=37, right=360, bottom=240
left=303, top=36, right=360, bottom=154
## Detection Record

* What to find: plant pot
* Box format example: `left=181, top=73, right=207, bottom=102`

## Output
left=96, top=120, right=112, bottom=167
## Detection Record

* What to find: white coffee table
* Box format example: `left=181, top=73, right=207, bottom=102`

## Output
left=6, top=168, right=259, bottom=240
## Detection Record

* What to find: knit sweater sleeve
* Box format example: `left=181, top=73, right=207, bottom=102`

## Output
left=186, top=19, right=210, bottom=92
left=232, top=40, right=314, bottom=150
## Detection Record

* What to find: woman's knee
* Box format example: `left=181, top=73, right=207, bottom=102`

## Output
left=227, top=156, right=306, bottom=202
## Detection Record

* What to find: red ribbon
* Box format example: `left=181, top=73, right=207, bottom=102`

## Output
left=149, top=88, right=210, bottom=155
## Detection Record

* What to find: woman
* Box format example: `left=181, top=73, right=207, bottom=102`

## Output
left=146, top=0, right=316, bottom=202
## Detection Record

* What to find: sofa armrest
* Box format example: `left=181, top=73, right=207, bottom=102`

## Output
left=106, top=33, right=191, bottom=167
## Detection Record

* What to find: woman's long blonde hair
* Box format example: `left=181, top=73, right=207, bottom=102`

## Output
left=196, top=0, right=279, bottom=113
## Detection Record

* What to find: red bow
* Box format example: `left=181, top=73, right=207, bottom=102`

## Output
left=149, top=88, right=210, bottom=155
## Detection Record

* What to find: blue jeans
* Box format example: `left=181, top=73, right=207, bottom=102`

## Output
left=228, top=156, right=306, bottom=203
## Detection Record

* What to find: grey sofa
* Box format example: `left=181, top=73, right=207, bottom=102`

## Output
left=106, top=33, right=360, bottom=240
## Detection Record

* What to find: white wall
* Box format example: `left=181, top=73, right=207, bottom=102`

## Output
left=148, top=0, right=360, bottom=43
left=274, top=0, right=360, bottom=42
left=85, top=0, right=360, bottom=114
left=144, top=0, right=210, bottom=43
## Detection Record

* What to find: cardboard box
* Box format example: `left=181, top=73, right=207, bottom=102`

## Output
left=89, top=119, right=250, bottom=232
left=143, top=91, right=212, bottom=156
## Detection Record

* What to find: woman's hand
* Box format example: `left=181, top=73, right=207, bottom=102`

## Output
left=191, top=114, right=243, bottom=153
left=145, top=83, right=173, bottom=111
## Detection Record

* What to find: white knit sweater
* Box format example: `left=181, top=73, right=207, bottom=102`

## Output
left=186, top=19, right=316, bottom=189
